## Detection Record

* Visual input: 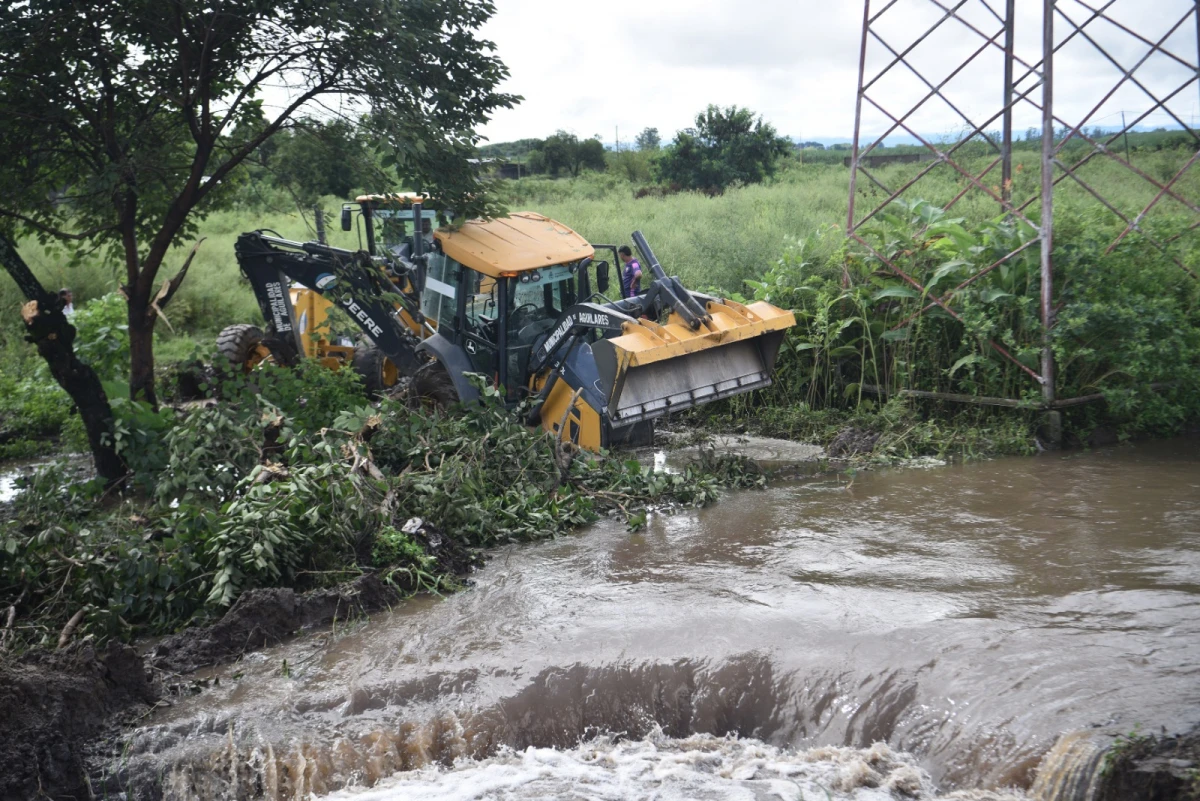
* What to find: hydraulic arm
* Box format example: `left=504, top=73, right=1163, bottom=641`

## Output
left=233, top=232, right=426, bottom=375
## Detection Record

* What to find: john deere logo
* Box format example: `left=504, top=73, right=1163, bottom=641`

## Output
left=315, top=273, right=337, bottom=289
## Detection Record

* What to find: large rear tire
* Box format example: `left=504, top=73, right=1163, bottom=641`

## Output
left=411, top=360, right=459, bottom=408
left=353, top=344, right=398, bottom=396
left=216, top=324, right=270, bottom=372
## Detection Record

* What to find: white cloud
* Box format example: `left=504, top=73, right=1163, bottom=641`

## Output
left=477, top=0, right=1200, bottom=145
left=478, top=0, right=863, bottom=143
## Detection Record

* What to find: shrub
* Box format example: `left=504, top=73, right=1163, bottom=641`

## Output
left=727, top=200, right=1200, bottom=443
left=72, top=292, right=130, bottom=382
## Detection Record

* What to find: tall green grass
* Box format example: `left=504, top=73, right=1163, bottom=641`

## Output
left=506, top=149, right=1200, bottom=291
left=4, top=149, right=1198, bottom=371
left=0, top=196, right=375, bottom=373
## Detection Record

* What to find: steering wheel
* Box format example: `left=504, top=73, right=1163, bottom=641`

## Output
left=518, top=317, right=557, bottom=346
left=509, top=303, right=541, bottom=327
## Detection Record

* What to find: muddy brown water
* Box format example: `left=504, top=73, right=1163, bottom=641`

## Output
left=111, top=439, right=1200, bottom=800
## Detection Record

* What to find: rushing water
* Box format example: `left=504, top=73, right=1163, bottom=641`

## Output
left=113, top=439, right=1200, bottom=800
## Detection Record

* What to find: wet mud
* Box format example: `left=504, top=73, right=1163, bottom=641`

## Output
left=0, top=562, right=471, bottom=799
left=1096, top=725, right=1200, bottom=801
left=827, top=426, right=882, bottom=457
left=150, top=574, right=412, bottom=675
left=0, top=641, right=155, bottom=801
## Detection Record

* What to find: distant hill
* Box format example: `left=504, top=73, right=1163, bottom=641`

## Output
left=477, top=138, right=543, bottom=162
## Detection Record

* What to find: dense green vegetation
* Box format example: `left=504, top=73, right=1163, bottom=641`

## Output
left=0, top=0, right=516, bottom=421
left=705, top=199, right=1199, bottom=454
left=0, top=366, right=763, bottom=650
left=524, top=131, right=608, bottom=177
left=655, top=105, right=791, bottom=194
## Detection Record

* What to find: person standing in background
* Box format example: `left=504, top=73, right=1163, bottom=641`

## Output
left=58, top=288, right=74, bottom=318
left=618, top=246, right=642, bottom=299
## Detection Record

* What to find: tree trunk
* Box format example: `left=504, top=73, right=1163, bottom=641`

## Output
left=127, top=293, right=157, bottom=408
left=0, top=235, right=126, bottom=483
left=24, top=305, right=126, bottom=482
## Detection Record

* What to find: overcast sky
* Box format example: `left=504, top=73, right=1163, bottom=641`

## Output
left=475, top=0, right=1200, bottom=146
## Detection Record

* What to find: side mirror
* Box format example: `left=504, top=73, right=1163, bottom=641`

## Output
left=340, top=205, right=353, bottom=232
left=596, top=260, right=610, bottom=295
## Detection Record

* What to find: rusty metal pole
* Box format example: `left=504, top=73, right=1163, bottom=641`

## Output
left=1041, top=0, right=1061, bottom=444
left=1001, top=0, right=1016, bottom=208
left=847, top=0, right=872, bottom=238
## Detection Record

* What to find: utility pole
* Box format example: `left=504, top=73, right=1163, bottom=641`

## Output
left=1040, top=0, right=1059, bottom=444
left=1001, top=0, right=1015, bottom=208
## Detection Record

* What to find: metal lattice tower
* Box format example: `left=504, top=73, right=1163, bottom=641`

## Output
left=848, top=0, right=1200, bottom=415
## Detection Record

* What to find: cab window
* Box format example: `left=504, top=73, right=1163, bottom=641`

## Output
left=420, top=252, right=459, bottom=327
left=505, top=263, right=581, bottom=392
left=463, top=270, right=498, bottom=340
left=509, top=264, right=578, bottom=331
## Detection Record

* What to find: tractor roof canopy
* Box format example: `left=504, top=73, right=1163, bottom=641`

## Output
left=356, top=192, right=428, bottom=207
left=435, top=212, right=594, bottom=277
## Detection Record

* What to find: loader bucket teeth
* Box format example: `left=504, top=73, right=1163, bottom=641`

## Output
left=592, top=298, right=795, bottom=426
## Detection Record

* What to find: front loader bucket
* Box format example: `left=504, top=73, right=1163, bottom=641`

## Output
left=592, top=298, right=795, bottom=426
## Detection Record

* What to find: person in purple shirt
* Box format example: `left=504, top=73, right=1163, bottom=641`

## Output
left=618, top=245, right=642, bottom=299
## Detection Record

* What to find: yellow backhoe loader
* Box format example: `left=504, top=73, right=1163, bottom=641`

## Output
left=219, top=194, right=795, bottom=450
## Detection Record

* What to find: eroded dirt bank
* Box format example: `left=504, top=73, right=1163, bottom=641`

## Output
left=1097, top=727, right=1200, bottom=801
left=0, top=572, right=428, bottom=800
left=0, top=641, right=153, bottom=801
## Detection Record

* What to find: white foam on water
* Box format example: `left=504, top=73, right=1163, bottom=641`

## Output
left=317, top=732, right=1030, bottom=801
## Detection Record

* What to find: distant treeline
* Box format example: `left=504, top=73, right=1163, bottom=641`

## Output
left=482, top=126, right=1200, bottom=174
left=796, top=127, right=1199, bottom=165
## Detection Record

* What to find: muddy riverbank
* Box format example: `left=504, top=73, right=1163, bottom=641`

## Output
left=0, top=565, right=482, bottom=801
left=0, top=640, right=153, bottom=801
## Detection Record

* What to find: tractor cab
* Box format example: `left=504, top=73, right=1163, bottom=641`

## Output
left=421, top=212, right=612, bottom=401
left=338, top=196, right=619, bottom=403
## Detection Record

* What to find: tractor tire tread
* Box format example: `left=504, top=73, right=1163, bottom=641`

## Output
left=216, top=324, right=265, bottom=367
left=412, top=360, right=459, bottom=408
left=353, top=344, right=390, bottom=395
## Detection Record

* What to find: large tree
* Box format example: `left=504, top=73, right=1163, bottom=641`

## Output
left=635, top=127, right=661, bottom=151
left=270, top=118, right=377, bottom=204
left=539, top=131, right=607, bottom=178
left=657, top=105, right=790, bottom=194
left=0, top=0, right=517, bottom=415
